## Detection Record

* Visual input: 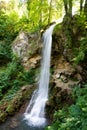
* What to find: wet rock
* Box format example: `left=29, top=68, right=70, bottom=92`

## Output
left=10, top=118, right=19, bottom=128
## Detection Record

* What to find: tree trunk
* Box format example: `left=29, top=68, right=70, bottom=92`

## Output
left=84, top=0, right=87, bottom=15
left=39, top=0, right=43, bottom=28
left=68, top=0, right=72, bottom=17
left=48, top=0, right=52, bottom=24
left=80, top=0, right=83, bottom=14
left=63, top=0, right=72, bottom=17
left=63, top=0, right=68, bottom=15
left=27, top=0, right=31, bottom=18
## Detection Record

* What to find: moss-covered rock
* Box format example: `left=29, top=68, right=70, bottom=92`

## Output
left=0, top=112, right=7, bottom=122
left=0, top=85, right=36, bottom=122
left=46, top=56, right=83, bottom=119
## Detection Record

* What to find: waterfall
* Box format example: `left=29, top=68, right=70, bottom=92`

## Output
left=24, top=24, right=56, bottom=127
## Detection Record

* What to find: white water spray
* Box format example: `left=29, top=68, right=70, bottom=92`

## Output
left=24, top=24, right=56, bottom=127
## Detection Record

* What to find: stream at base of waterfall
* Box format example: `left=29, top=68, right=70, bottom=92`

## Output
left=24, top=24, right=56, bottom=127
left=0, top=114, right=45, bottom=130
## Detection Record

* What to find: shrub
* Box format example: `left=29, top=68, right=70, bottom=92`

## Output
left=46, top=84, right=87, bottom=130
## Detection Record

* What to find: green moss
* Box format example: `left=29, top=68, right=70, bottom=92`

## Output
left=0, top=112, right=7, bottom=122
left=53, top=23, right=62, bottom=33
left=6, top=105, right=15, bottom=115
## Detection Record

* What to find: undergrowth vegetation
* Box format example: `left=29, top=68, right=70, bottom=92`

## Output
left=46, top=84, right=87, bottom=130
left=0, top=56, right=36, bottom=100
left=72, top=14, right=87, bottom=64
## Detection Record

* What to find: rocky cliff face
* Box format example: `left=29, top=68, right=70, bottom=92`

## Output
left=12, top=31, right=42, bottom=70
left=11, top=26, right=84, bottom=120
left=0, top=24, right=84, bottom=123
left=46, top=56, right=83, bottom=118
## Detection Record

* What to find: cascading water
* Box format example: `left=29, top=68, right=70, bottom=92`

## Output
left=24, top=24, right=56, bottom=127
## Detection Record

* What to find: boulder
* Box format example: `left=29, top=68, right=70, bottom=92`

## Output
left=12, top=31, right=42, bottom=70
